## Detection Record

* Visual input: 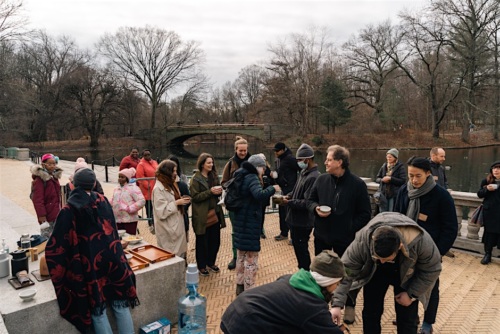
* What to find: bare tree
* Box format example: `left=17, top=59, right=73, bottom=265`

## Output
left=342, top=21, right=399, bottom=115
left=387, top=9, right=463, bottom=138
left=0, top=0, right=28, bottom=42
left=432, top=0, right=499, bottom=142
left=235, top=64, right=266, bottom=119
left=98, top=26, right=204, bottom=129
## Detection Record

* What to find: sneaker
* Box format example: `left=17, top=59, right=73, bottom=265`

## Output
left=274, top=234, right=288, bottom=241
left=208, top=265, right=220, bottom=273
left=149, top=225, right=155, bottom=235
left=199, top=268, right=209, bottom=277
left=227, top=258, right=236, bottom=270
left=343, top=306, right=355, bottom=324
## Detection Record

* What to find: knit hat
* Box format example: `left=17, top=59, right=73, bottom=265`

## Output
left=74, top=157, right=88, bottom=172
left=256, top=153, right=267, bottom=161
left=119, top=167, right=136, bottom=181
left=386, top=148, right=399, bottom=159
left=273, top=142, right=286, bottom=151
left=248, top=154, right=266, bottom=168
left=41, top=153, right=55, bottom=163
left=490, top=160, right=500, bottom=171
left=73, top=168, right=96, bottom=191
left=296, top=143, right=314, bottom=159
left=310, top=250, right=345, bottom=279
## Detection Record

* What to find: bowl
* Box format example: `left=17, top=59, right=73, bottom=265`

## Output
left=123, top=236, right=143, bottom=245
left=120, top=240, right=129, bottom=249
left=319, top=205, right=331, bottom=213
left=117, top=229, right=127, bottom=237
left=19, top=288, right=37, bottom=301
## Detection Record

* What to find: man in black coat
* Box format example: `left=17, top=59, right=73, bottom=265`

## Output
left=282, top=143, right=320, bottom=270
left=394, top=156, right=458, bottom=334
left=307, top=144, right=372, bottom=324
left=272, top=142, right=300, bottom=241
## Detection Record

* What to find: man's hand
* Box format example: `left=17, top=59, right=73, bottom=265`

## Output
left=316, top=206, right=331, bottom=218
left=395, top=292, right=413, bottom=306
left=330, top=306, right=342, bottom=325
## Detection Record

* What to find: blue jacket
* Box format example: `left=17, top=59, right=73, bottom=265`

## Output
left=394, top=183, right=458, bottom=255
left=233, top=162, right=276, bottom=251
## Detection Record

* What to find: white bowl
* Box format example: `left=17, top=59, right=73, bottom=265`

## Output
left=125, top=253, right=133, bottom=262
left=19, top=288, right=37, bottom=301
left=319, top=205, right=331, bottom=213
left=117, top=229, right=127, bottom=237
left=123, top=236, right=143, bottom=245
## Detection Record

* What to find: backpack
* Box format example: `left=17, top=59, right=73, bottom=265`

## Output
left=222, top=172, right=245, bottom=212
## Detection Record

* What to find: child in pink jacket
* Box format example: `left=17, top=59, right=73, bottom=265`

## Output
left=111, top=168, right=146, bottom=235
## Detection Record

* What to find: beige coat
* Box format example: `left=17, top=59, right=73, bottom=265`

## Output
left=152, top=181, right=187, bottom=256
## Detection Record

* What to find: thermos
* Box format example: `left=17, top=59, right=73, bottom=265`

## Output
left=0, top=250, right=9, bottom=278
left=10, top=249, right=29, bottom=277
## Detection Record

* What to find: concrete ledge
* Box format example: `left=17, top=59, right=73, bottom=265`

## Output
left=0, top=253, right=185, bottom=333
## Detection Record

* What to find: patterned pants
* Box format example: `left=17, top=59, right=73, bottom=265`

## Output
left=236, top=250, right=259, bottom=290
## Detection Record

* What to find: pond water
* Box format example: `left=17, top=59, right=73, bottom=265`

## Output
left=52, top=142, right=500, bottom=193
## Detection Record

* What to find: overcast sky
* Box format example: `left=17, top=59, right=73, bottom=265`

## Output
left=23, top=0, right=426, bottom=88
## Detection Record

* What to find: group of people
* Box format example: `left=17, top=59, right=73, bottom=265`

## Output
left=28, top=142, right=500, bottom=334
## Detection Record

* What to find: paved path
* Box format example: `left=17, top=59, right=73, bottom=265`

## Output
left=1, top=159, right=500, bottom=333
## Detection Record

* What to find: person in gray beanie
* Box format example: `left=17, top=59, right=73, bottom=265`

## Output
left=281, top=143, right=320, bottom=270
left=230, top=155, right=280, bottom=296
left=375, top=148, right=406, bottom=212
left=221, top=250, right=348, bottom=333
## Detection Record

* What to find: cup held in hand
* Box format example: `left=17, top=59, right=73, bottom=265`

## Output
left=319, top=205, right=331, bottom=213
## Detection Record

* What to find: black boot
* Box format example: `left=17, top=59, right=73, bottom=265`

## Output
left=481, top=252, right=492, bottom=265
left=236, top=284, right=244, bottom=296
left=228, top=258, right=236, bottom=270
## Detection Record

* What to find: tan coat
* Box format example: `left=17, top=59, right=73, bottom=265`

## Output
left=152, top=181, right=187, bottom=256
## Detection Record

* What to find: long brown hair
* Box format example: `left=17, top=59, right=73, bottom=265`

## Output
left=156, top=159, right=183, bottom=213
left=196, top=153, right=219, bottom=187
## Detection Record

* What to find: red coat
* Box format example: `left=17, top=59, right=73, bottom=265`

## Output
left=119, top=155, right=140, bottom=171
left=136, top=158, right=158, bottom=200
left=30, top=165, right=62, bottom=223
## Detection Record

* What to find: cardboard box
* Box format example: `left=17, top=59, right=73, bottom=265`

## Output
left=139, top=317, right=171, bottom=334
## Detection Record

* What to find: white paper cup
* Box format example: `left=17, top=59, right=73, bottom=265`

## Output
left=319, top=205, right=331, bottom=213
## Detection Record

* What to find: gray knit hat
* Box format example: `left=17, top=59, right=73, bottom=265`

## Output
left=73, top=168, right=96, bottom=191
left=248, top=154, right=266, bottom=168
left=296, top=143, right=314, bottom=159
left=386, top=148, right=399, bottom=159
left=310, top=250, right=346, bottom=279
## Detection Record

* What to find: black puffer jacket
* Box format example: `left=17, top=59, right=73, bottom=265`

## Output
left=286, top=165, right=320, bottom=228
left=233, top=162, right=275, bottom=252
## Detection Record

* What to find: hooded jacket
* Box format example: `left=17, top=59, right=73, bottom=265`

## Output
left=232, top=162, right=275, bottom=252
left=275, top=148, right=300, bottom=194
left=332, top=212, right=442, bottom=310
left=136, top=158, right=158, bottom=200
left=111, top=182, right=146, bottom=223
left=30, top=164, right=63, bottom=222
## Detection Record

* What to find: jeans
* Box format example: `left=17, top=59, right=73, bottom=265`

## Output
left=92, top=302, right=134, bottom=334
left=290, top=226, right=313, bottom=270
left=278, top=205, right=289, bottom=237
left=362, top=262, right=419, bottom=334
left=195, top=223, right=221, bottom=269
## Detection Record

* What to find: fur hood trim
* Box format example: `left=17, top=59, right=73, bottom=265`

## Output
left=31, top=164, right=63, bottom=181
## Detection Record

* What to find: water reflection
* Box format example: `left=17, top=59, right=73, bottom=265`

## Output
left=53, top=143, right=499, bottom=193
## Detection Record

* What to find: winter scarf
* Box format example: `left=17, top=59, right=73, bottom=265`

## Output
left=406, top=176, right=436, bottom=222
left=45, top=188, right=139, bottom=333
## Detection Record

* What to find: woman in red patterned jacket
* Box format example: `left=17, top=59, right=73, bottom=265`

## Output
left=45, top=168, right=139, bottom=334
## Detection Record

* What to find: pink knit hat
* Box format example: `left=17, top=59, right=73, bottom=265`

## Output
left=74, top=157, right=88, bottom=172
left=119, top=167, right=136, bottom=181
left=42, top=153, right=55, bottom=162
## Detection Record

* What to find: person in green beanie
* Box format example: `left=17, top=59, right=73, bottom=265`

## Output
left=220, top=250, right=348, bottom=333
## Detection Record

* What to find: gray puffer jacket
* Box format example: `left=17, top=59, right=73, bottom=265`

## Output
left=332, top=212, right=442, bottom=310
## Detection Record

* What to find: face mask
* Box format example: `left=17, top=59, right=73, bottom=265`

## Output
left=298, top=161, right=307, bottom=169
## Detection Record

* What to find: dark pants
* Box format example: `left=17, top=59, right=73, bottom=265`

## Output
left=116, top=222, right=138, bottom=235
left=278, top=205, right=289, bottom=237
left=290, top=226, right=313, bottom=270
left=362, top=261, right=419, bottom=334
left=260, top=206, right=266, bottom=233
left=423, top=278, right=439, bottom=324
left=483, top=231, right=500, bottom=252
left=145, top=199, right=154, bottom=227
left=195, top=224, right=221, bottom=270
left=314, top=238, right=358, bottom=307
